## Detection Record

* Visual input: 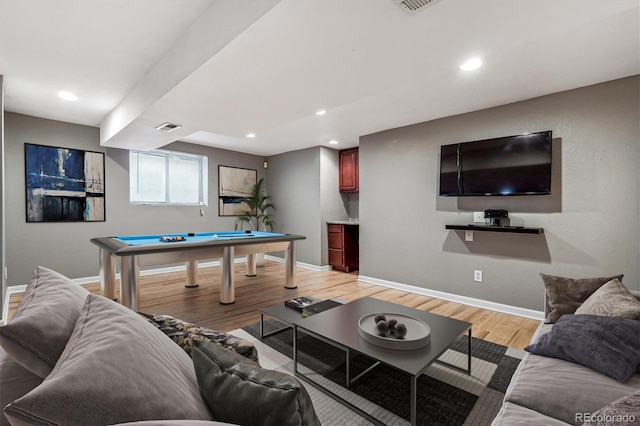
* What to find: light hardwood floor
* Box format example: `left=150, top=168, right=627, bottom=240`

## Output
left=7, top=260, right=541, bottom=350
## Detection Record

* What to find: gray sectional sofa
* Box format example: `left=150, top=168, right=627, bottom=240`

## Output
left=0, top=267, right=320, bottom=426
left=493, top=277, right=640, bottom=425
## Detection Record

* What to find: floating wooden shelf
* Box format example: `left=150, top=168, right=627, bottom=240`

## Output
left=445, top=224, right=544, bottom=234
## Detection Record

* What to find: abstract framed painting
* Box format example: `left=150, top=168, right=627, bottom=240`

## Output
left=25, top=143, right=106, bottom=222
left=218, top=165, right=256, bottom=216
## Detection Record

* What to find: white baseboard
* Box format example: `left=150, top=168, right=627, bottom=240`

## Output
left=357, top=275, right=545, bottom=321
left=264, top=255, right=332, bottom=272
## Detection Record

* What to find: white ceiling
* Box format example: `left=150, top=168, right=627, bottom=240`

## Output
left=1, top=0, right=638, bottom=157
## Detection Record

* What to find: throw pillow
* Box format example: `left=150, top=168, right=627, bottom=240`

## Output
left=3, top=294, right=212, bottom=425
left=540, top=273, right=624, bottom=323
left=192, top=339, right=321, bottom=426
left=0, top=266, right=90, bottom=378
left=525, top=314, right=640, bottom=382
left=575, top=278, right=640, bottom=320
left=582, top=390, right=640, bottom=426
left=139, top=312, right=258, bottom=362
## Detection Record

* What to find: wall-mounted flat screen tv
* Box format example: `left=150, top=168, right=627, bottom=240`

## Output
left=439, top=131, right=552, bottom=196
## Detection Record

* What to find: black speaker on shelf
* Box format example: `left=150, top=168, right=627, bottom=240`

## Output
left=485, top=209, right=509, bottom=226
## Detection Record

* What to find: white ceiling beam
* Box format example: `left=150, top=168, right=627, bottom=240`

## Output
left=100, top=0, right=281, bottom=149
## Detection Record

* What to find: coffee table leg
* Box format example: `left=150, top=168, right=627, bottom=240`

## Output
left=293, top=325, right=298, bottom=374
left=411, top=375, right=418, bottom=426
left=467, top=328, right=472, bottom=374
left=345, top=348, right=351, bottom=388
left=260, top=313, right=264, bottom=339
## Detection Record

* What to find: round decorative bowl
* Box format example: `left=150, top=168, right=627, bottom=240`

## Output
left=358, top=313, right=431, bottom=350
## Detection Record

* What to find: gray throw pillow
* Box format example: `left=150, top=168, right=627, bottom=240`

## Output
left=540, top=273, right=624, bottom=323
left=576, top=279, right=640, bottom=320
left=0, top=266, right=89, bottom=378
left=3, top=294, right=212, bottom=425
left=525, top=314, right=640, bottom=382
left=192, top=339, right=320, bottom=426
left=582, top=390, right=640, bottom=426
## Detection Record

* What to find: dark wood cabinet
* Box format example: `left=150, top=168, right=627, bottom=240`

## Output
left=339, top=148, right=359, bottom=193
left=328, top=223, right=359, bottom=272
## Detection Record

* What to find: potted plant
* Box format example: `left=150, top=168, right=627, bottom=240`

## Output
left=235, top=178, right=276, bottom=232
left=235, top=178, right=275, bottom=267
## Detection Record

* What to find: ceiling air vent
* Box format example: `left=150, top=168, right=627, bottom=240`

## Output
left=394, top=0, right=444, bottom=15
left=155, top=122, right=182, bottom=132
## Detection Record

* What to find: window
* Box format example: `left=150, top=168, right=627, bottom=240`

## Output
left=129, top=150, right=208, bottom=205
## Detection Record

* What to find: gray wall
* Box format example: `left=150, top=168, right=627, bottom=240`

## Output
left=359, top=76, right=640, bottom=311
left=267, top=146, right=350, bottom=266
left=1, top=75, right=5, bottom=312
left=267, top=147, right=322, bottom=265
left=4, top=113, right=265, bottom=286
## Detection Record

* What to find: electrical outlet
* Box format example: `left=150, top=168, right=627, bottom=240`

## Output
left=473, top=212, right=486, bottom=223
left=465, top=230, right=474, bottom=241
left=474, top=270, right=483, bottom=282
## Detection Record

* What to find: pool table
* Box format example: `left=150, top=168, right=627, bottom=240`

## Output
left=90, top=231, right=306, bottom=310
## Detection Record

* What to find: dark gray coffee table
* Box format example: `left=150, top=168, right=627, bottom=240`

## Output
left=292, top=296, right=472, bottom=426
left=259, top=297, right=323, bottom=338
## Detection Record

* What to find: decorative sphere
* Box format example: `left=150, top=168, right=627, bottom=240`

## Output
left=395, top=323, right=407, bottom=338
left=376, top=320, right=389, bottom=336
left=388, top=319, right=398, bottom=332
left=374, top=314, right=386, bottom=324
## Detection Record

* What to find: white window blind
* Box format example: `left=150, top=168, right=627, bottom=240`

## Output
left=129, top=150, right=208, bottom=205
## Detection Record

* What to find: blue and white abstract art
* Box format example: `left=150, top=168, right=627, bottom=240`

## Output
left=25, top=143, right=105, bottom=222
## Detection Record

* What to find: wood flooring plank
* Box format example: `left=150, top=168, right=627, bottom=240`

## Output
left=5, top=261, right=540, bottom=350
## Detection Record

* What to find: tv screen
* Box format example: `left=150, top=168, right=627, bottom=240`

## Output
left=439, top=131, right=552, bottom=196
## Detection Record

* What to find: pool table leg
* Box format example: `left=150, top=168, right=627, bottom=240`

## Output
left=285, top=241, right=297, bottom=289
left=185, top=260, right=199, bottom=287
left=120, top=255, right=140, bottom=311
left=99, top=249, right=117, bottom=301
left=220, top=246, right=235, bottom=304
left=245, top=254, right=257, bottom=277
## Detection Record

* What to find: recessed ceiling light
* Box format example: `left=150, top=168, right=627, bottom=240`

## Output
left=460, top=57, right=483, bottom=71
left=316, top=110, right=326, bottom=116
left=328, top=140, right=338, bottom=145
left=57, top=90, right=78, bottom=101
left=246, top=133, right=256, bottom=138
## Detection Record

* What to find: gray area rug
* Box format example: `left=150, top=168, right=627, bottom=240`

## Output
left=240, top=319, right=525, bottom=426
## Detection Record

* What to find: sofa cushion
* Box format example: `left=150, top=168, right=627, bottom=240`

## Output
left=575, top=279, right=640, bottom=320
left=525, top=314, right=640, bottom=382
left=114, top=422, right=236, bottom=426
left=192, top=339, right=320, bottom=426
left=0, top=266, right=90, bottom=378
left=492, top=401, right=572, bottom=425
left=0, top=348, right=43, bottom=426
left=505, top=352, right=640, bottom=425
left=139, top=312, right=258, bottom=362
left=3, top=294, right=212, bottom=425
left=540, top=273, right=624, bottom=323
left=581, top=390, right=640, bottom=426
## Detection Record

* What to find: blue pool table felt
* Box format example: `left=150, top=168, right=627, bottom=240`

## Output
left=116, top=231, right=284, bottom=246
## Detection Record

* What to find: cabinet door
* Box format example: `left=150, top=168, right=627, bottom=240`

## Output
left=339, top=148, right=359, bottom=192
left=328, top=249, right=345, bottom=267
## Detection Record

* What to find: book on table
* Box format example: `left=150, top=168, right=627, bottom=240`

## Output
left=284, top=296, right=316, bottom=311
left=302, top=299, right=343, bottom=317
